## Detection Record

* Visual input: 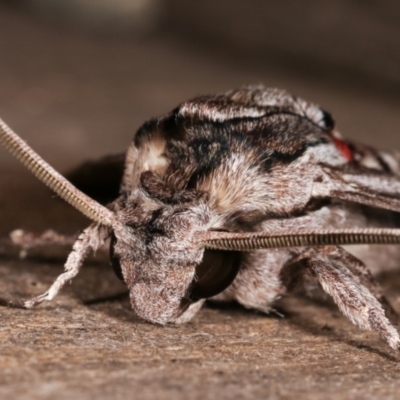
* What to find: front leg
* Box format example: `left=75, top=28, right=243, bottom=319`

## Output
left=281, top=246, right=400, bottom=350
left=0, top=224, right=109, bottom=308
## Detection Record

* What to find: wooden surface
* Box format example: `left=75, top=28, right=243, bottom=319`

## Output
left=2, top=211, right=400, bottom=400
left=1, top=4, right=400, bottom=399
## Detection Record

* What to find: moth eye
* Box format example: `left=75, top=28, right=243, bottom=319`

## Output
left=321, top=109, right=335, bottom=130
left=189, top=250, right=241, bottom=300
left=109, top=233, right=125, bottom=282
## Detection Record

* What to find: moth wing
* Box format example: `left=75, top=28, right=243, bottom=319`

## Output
left=315, top=164, right=400, bottom=213
left=66, top=153, right=125, bottom=205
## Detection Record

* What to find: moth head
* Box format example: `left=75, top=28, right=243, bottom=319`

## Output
left=108, top=172, right=242, bottom=324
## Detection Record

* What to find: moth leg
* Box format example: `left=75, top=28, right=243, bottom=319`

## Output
left=24, top=224, right=109, bottom=308
left=10, top=229, right=76, bottom=246
left=7, top=229, right=78, bottom=259
left=331, top=246, right=399, bottom=323
left=281, top=246, right=400, bottom=350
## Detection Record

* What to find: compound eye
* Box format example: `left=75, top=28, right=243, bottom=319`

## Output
left=189, top=250, right=241, bottom=300
left=109, top=232, right=125, bottom=282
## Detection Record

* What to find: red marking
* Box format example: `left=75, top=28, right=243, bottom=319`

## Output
left=333, top=137, right=353, bottom=162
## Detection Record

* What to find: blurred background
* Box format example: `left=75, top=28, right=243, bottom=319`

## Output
left=1, top=0, right=399, bottom=166
left=0, top=0, right=399, bottom=230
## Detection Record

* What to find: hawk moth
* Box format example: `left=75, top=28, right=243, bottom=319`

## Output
left=1, top=85, right=400, bottom=350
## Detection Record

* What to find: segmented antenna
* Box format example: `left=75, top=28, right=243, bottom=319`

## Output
left=0, top=118, right=115, bottom=226
left=201, top=228, right=400, bottom=251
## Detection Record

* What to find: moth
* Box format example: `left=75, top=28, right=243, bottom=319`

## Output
left=2, top=85, right=400, bottom=350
